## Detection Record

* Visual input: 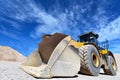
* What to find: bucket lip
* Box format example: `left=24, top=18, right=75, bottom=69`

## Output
left=20, top=64, right=51, bottom=78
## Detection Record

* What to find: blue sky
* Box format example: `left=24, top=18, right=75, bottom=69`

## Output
left=0, top=0, right=120, bottom=56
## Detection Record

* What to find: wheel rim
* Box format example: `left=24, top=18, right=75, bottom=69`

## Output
left=92, top=52, right=99, bottom=67
left=112, top=60, right=117, bottom=71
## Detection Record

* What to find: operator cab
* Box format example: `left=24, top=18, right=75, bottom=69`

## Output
left=78, top=32, right=99, bottom=45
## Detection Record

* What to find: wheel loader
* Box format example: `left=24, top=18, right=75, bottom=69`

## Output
left=20, top=32, right=117, bottom=78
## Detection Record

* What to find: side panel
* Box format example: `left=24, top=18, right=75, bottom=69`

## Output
left=50, top=45, right=80, bottom=77
left=69, top=40, right=84, bottom=48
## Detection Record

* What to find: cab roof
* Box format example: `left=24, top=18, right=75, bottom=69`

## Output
left=78, top=32, right=99, bottom=39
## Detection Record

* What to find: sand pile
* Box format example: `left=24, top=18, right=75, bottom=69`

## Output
left=0, top=46, right=26, bottom=62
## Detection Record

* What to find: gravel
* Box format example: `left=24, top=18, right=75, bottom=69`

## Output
left=0, top=54, right=120, bottom=80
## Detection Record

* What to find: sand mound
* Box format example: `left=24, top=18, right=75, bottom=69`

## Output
left=0, top=46, right=26, bottom=62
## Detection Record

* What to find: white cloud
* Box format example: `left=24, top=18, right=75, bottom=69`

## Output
left=1, top=0, right=120, bottom=42
left=30, top=13, right=69, bottom=38
left=96, top=17, right=120, bottom=41
left=29, top=3, right=78, bottom=38
left=89, top=7, right=120, bottom=42
left=0, top=16, right=21, bottom=29
left=29, top=4, right=64, bottom=36
left=15, top=14, right=27, bottom=21
left=0, top=26, right=19, bottom=39
left=108, top=40, right=120, bottom=53
left=0, top=0, right=96, bottom=39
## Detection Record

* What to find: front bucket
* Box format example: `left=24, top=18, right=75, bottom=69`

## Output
left=20, top=33, right=80, bottom=78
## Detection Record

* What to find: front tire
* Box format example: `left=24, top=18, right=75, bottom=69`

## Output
left=79, top=45, right=101, bottom=76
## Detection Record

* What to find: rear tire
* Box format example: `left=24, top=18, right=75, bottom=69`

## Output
left=79, top=45, right=101, bottom=76
left=103, top=56, right=117, bottom=76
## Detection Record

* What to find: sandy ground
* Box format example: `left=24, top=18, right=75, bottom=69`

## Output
left=0, top=54, right=120, bottom=80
